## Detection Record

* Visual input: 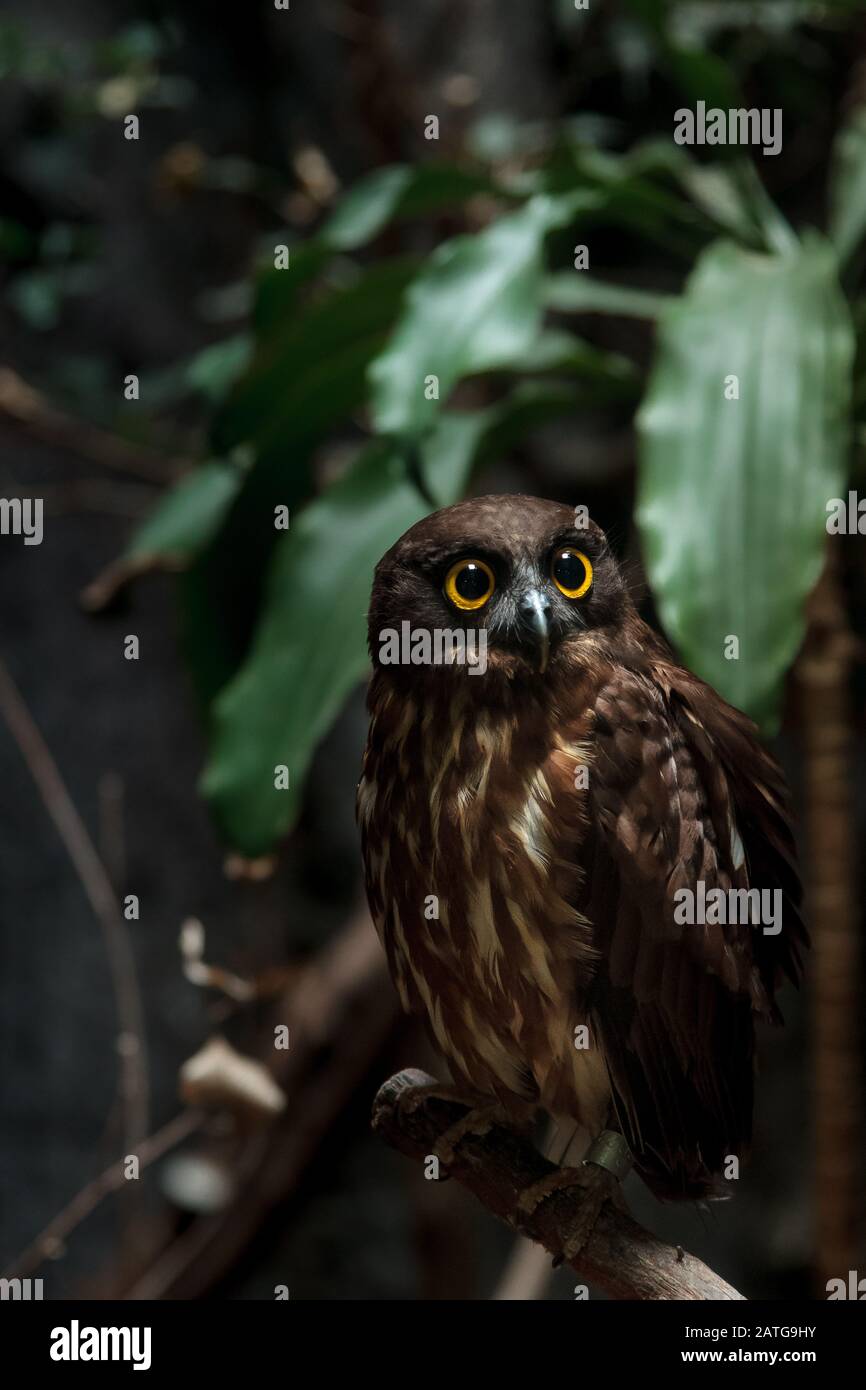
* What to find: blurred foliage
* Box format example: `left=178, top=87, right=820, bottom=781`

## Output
left=0, top=16, right=192, bottom=112
left=182, top=136, right=856, bottom=852
left=4, top=4, right=865, bottom=854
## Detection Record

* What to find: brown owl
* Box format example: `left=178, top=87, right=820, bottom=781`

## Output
left=358, top=494, right=804, bottom=1230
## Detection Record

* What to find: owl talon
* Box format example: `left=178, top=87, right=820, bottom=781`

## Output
left=518, top=1163, right=589, bottom=1216
left=432, top=1103, right=504, bottom=1168
left=395, top=1081, right=487, bottom=1120
left=518, top=1162, right=620, bottom=1263
left=391, top=1085, right=507, bottom=1169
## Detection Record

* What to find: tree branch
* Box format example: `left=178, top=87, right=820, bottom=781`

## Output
left=117, top=906, right=400, bottom=1300
left=0, top=367, right=180, bottom=484
left=799, top=554, right=862, bottom=1288
left=2, top=1110, right=203, bottom=1280
left=372, top=1069, right=744, bottom=1302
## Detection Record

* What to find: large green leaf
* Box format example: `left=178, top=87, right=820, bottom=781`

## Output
left=200, top=415, right=487, bottom=852
left=636, top=235, right=853, bottom=729
left=369, top=192, right=596, bottom=437
left=154, top=260, right=423, bottom=718
left=214, top=257, right=419, bottom=460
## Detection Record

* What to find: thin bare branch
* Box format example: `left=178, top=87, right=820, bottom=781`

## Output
left=0, top=367, right=181, bottom=484
left=3, top=1110, right=202, bottom=1280
left=0, top=476, right=156, bottom=518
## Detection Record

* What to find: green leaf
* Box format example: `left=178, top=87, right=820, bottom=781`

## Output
left=201, top=415, right=484, bottom=852
left=550, top=145, right=712, bottom=256
left=322, top=164, right=498, bottom=250
left=172, top=259, right=421, bottom=715
left=623, top=140, right=792, bottom=251
left=665, top=47, right=739, bottom=113
left=81, top=459, right=247, bottom=611
left=251, top=242, right=332, bottom=336
left=829, top=107, right=866, bottom=268
left=369, top=192, right=596, bottom=437
left=720, top=161, right=796, bottom=257
left=126, top=460, right=246, bottom=563
left=250, top=165, right=501, bottom=337
left=322, top=167, right=415, bottom=249
left=470, top=379, right=590, bottom=466
left=487, top=328, right=641, bottom=401
left=417, top=410, right=491, bottom=506
left=545, top=273, right=672, bottom=319
left=215, top=257, right=418, bottom=460
left=636, top=235, right=854, bottom=730
left=622, top=0, right=739, bottom=110
left=127, top=458, right=244, bottom=561
left=185, top=334, right=252, bottom=403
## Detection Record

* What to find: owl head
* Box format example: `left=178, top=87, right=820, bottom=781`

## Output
left=368, top=494, right=632, bottom=683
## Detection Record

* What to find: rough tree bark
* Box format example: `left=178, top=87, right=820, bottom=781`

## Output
left=373, top=1068, right=745, bottom=1301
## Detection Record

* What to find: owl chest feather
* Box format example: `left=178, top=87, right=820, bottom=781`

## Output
left=359, top=680, right=608, bottom=1124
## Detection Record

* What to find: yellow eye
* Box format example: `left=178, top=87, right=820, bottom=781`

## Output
left=551, top=547, right=593, bottom=599
left=444, top=558, right=495, bottom=611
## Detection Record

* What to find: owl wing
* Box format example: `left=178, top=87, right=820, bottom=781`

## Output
left=583, top=663, right=805, bottom=1198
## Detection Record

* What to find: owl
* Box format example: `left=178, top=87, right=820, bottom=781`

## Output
left=358, top=494, right=804, bottom=1223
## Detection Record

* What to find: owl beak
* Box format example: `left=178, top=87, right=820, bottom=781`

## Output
left=517, top=589, right=551, bottom=673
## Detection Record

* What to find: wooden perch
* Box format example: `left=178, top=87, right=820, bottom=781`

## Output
left=372, top=1069, right=744, bottom=1301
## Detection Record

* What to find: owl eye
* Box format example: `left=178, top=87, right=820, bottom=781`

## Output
left=444, top=558, right=495, bottom=611
left=551, top=547, right=593, bottom=599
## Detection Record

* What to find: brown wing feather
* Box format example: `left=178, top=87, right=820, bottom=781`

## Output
left=584, top=661, right=805, bottom=1199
